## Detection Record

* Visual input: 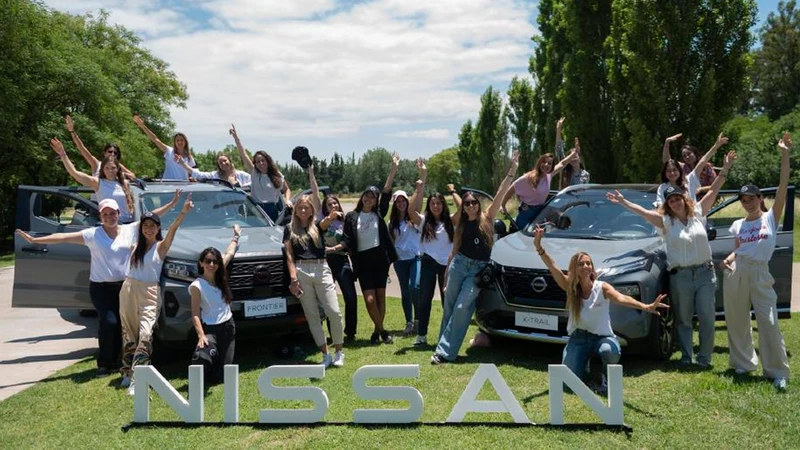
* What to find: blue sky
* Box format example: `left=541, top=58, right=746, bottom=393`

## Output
left=44, top=0, right=782, bottom=165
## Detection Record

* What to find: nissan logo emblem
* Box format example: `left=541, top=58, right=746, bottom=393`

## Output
left=253, top=265, right=271, bottom=283
left=531, top=276, right=547, bottom=293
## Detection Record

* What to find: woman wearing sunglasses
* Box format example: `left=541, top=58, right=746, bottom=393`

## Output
left=431, top=151, right=519, bottom=364
left=64, top=115, right=137, bottom=181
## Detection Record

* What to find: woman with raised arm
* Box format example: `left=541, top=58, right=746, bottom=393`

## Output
left=189, top=225, right=241, bottom=383
left=721, top=133, right=792, bottom=391
left=65, top=115, right=136, bottom=180
left=658, top=133, right=728, bottom=205
left=533, top=226, right=669, bottom=391
left=502, top=118, right=577, bottom=230
left=343, top=152, right=400, bottom=345
left=607, top=151, right=736, bottom=368
left=388, top=158, right=427, bottom=336
left=175, top=152, right=251, bottom=187
left=133, top=114, right=195, bottom=180
left=120, top=195, right=193, bottom=395
left=430, top=151, right=519, bottom=364
left=414, top=183, right=461, bottom=347
left=230, top=124, right=292, bottom=221
left=284, top=196, right=345, bottom=367
left=560, top=138, right=590, bottom=189
left=50, top=138, right=135, bottom=223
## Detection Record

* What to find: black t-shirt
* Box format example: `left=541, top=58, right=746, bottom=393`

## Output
left=283, top=225, right=326, bottom=260
left=458, top=219, right=491, bottom=261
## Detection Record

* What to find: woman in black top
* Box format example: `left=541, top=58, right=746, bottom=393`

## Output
left=342, top=153, right=400, bottom=345
left=431, top=151, right=519, bottom=364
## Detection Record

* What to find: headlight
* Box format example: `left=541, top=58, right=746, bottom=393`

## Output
left=163, top=259, right=198, bottom=282
left=598, top=256, right=653, bottom=278
left=614, top=284, right=640, bottom=297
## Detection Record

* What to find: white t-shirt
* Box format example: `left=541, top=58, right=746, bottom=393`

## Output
left=656, top=172, right=700, bottom=206
left=250, top=171, right=284, bottom=204
left=392, top=218, right=421, bottom=261
left=163, top=147, right=195, bottom=180
left=567, top=280, right=614, bottom=336
left=418, top=216, right=453, bottom=266
left=125, top=241, right=164, bottom=283
left=730, top=210, right=777, bottom=262
left=189, top=278, right=232, bottom=325
left=660, top=203, right=711, bottom=269
left=356, top=211, right=380, bottom=252
left=191, top=169, right=252, bottom=187
left=96, top=179, right=133, bottom=222
left=81, top=223, right=138, bottom=282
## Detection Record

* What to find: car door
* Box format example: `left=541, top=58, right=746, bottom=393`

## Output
left=707, top=187, right=794, bottom=317
left=13, top=186, right=99, bottom=309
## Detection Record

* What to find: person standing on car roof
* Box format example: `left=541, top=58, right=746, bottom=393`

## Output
left=430, top=151, right=519, bottom=365
left=15, top=195, right=180, bottom=378
left=50, top=138, right=136, bottom=223
left=64, top=115, right=137, bottom=181
left=656, top=132, right=728, bottom=206
left=559, top=137, right=591, bottom=189
left=120, top=194, right=193, bottom=396
left=133, top=114, right=196, bottom=180
left=607, top=150, right=736, bottom=368
left=721, top=132, right=792, bottom=392
left=533, top=226, right=669, bottom=392
left=501, top=118, right=576, bottom=230
left=343, top=153, right=400, bottom=345
left=230, top=124, right=292, bottom=221
left=189, top=225, right=241, bottom=383
left=174, top=152, right=251, bottom=187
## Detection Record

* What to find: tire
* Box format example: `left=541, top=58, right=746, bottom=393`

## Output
left=647, top=294, right=676, bottom=360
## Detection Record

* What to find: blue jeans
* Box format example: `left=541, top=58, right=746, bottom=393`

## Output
left=393, top=257, right=420, bottom=324
left=562, top=329, right=621, bottom=380
left=418, top=254, right=447, bottom=337
left=514, top=204, right=544, bottom=230
left=669, top=263, right=716, bottom=365
left=435, top=253, right=487, bottom=361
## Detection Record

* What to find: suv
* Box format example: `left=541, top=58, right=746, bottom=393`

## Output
left=13, top=180, right=309, bottom=347
left=474, top=184, right=794, bottom=360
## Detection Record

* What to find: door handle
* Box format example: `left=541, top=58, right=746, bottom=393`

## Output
left=775, top=246, right=790, bottom=251
left=21, top=246, right=48, bottom=253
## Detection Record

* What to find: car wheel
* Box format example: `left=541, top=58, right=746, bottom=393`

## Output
left=647, top=295, right=676, bottom=360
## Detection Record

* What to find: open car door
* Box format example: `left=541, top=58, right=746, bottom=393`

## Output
left=12, top=186, right=99, bottom=309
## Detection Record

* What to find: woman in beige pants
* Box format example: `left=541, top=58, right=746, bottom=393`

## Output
left=722, top=132, right=792, bottom=391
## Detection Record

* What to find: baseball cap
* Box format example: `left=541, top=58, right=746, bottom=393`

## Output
left=738, top=184, right=761, bottom=197
left=141, top=211, right=161, bottom=225
left=664, top=185, right=684, bottom=199
left=98, top=198, right=120, bottom=212
left=362, top=186, right=380, bottom=198
left=391, top=190, right=409, bottom=202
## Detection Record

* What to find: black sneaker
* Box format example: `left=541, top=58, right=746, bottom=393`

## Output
left=370, top=331, right=380, bottom=345
left=344, top=334, right=356, bottom=344
left=380, top=330, right=393, bottom=344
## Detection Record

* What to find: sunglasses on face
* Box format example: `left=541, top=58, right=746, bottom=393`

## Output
left=463, top=200, right=480, bottom=207
left=203, top=258, right=219, bottom=265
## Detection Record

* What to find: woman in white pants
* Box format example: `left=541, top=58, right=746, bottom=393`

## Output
left=721, top=132, right=792, bottom=391
left=285, top=195, right=345, bottom=368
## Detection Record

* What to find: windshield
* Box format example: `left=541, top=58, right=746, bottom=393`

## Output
left=523, top=187, right=659, bottom=240
left=141, top=190, right=272, bottom=229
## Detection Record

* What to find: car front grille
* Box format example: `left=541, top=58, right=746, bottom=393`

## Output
left=498, top=265, right=566, bottom=309
left=228, top=259, right=290, bottom=299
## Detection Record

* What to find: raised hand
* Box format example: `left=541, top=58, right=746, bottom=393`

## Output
left=532, top=225, right=544, bottom=250
left=510, top=149, right=520, bottom=169
left=556, top=117, right=566, bottom=130
left=574, top=137, right=581, bottom=153
left=308, top=163, right=315, bottom=175
left=229, top=124, right=239, bottom=140
left=446, top=183, right=455, bottom=193
left=181, top=193, right=194, bottom=214
left=416, top=157, right=426, bottom=172
left=643, top=293, right=670, bottom=316
left=779, top=132, right=792, bottom=152
left=723, top=151, right=737, bottom=169
left=665, top=133, right=682, bottom=144
left=606, top=190, right=625, bottom=204
left=50, top=138, right=66, bottom=157
left=713, top=132, right=729, bottom=149
left=233, top=224, right=242, bottom=237
left=391, top=152, right=400, bottom=169
left=65, top=115, right=74, bottom=133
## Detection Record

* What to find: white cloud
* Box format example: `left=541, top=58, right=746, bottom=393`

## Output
left=387, top=129, right=450, bottom=139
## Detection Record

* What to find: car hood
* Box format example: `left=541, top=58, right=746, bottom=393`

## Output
left=166, top=226, right=286, bottom=260
left=491, top=231, right=663, bottom=271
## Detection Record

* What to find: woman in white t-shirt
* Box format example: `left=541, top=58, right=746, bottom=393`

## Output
left=230, top=124, right=292, bottom=221
left=175, top=153, right=252, bottom=188
left=721, top=132, right=792, bottom=391
left=533, top=227, right=668, bottom=391
left=64, top=115, right=136, bottom=181
left=119, top=195, right=193, bottom=396
left=189, top=225, right=241, bottom=383
left=656, top=132, right=728, bottom=205
left=50, top=138, right=136, bottom=222
left=133, top=114, right=196, bottom=180
left=607, top=150, right=735, bottom=367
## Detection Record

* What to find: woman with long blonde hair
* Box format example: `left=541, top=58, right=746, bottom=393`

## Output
left=284, top=195, right=345, bottom=367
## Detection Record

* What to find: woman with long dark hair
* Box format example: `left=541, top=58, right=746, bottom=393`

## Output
left=230, top=124, right=292, bottom=221
left=176, top=152, right=251, bottom=187
left=65, top=115, right=136, bottom=180
left=133, top=114, right=195, bottom=180
left=431, top=151, right=519, bottom=364
left=343, top=153, right=400, bottom=345
left=190, top=225, right=241, bottom=382
left=607, top=150, right=736, bottom=368
left=50, top=138, right=135, bottom=223
left=119, top=195, right=193, bottom=395
left=657, top=133, right=728, bottom=205
left=721, top=133, right=792, bottom=391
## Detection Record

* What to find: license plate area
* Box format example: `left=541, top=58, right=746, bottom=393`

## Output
left=515, top=311, right=558, bottom=331
left=243, top=298, right=287, bottom=318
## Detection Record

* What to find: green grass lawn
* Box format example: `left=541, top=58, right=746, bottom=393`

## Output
left=0, top=252, right=13, bottom=269
left=0, top=295, right=798, bottom=448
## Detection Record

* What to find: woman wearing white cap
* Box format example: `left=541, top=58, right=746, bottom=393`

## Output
left=721, top=132, right=792, bottom=391
left=388, top=159, right=427, bottom=336
left=15, top=195, right=180, bottom=377
left=607, top=150, right=736, bottom=367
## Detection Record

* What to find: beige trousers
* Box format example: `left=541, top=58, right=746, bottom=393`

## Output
left=119, top=278, right=160, bottom=377
left=295, top=260, right=344, bottom=348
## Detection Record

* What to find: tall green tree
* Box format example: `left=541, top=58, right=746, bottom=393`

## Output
left=472, top=86, right=508, bottom=192
left=426, top=147, right=462, bottom=193
left=531, top=0, right=567, bottom=162
left=506, top=76, right=537, bottom=172
left=752, top=1, right=800, bottom=120
left=456, top=120, right=477, bottom=185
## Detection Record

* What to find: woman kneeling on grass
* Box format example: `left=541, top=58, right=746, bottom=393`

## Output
left=189, top=225, right=241, bottom=383
left=285, top=195, right=345, bottom=368
left=533, top=227, right=669, bottom=392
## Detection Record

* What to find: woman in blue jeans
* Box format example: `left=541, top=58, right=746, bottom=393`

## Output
left=431, top=151, right=519, bottom=364
left=607, top=149, right=736, bottom=367
left=533, top=227, right=668, bottom=390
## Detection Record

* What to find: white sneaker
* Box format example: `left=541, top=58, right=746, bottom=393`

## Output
left=127, top=380, right=136, bottom=396
left=332, top=351, right=345, bottom=367
left=413, top=335, right=427, bottom=346
left=774, top=377, right=788, bottom=392
left=322, top=352, right=333, bottom=368
left=402, top=322, right=414, bottom=336
left=120, top=375, right=132, bottom=389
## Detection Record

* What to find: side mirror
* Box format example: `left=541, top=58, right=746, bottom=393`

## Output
left=494, top=219, right=508, bottom=238
left=706, top=224, right=716, bottom=241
